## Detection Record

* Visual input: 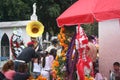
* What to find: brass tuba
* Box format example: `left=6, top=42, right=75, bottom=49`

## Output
left=26, top=21, right=44, bottom=37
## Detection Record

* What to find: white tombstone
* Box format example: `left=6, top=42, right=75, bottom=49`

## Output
left=99, top=19, right=120, bottom=79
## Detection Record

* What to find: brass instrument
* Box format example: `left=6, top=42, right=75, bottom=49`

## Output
left=26, top=21, right=44, bottom=37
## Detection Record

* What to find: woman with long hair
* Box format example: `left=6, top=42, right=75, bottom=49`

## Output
left=32, top=52, right=42, bottom=79
left=2, top=60, right=16, bottom=80
left=40, top=49, right=57, bottom=80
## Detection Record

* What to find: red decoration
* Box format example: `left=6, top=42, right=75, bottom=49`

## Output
left=75, top=26, right=94, bottom=80
left=76, top=58, right=85, bottom=80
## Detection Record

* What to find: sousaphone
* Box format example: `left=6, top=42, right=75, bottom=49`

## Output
left=26, top=21, right=44, bottom=37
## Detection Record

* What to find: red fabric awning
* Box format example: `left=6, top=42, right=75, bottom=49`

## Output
left=56, top=0, right=95, bottom=27
left=56, top=0, right=120, bottom=27
left=93, top=0, right=120, bottom=21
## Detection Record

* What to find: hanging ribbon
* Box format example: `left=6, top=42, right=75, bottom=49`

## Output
left=76, top=58, right=85, bottom=80
left=66, top=33, right=76, bottom=73
left=66, top=33, right=77, bottom=80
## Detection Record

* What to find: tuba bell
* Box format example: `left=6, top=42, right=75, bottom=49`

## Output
left=26, top=21, right=44, bottom=37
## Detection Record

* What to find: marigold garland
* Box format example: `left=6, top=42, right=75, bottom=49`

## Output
left=52, top=27, right=68, bottom=80
left=29, top=75, right=47, bottom=80
left=85, top=76, right=94, bottom=80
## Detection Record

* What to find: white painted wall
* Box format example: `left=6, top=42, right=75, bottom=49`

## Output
left=0, top=27, right=31, bottom=59
left=0, top=27, right=31, bottom=44
left=99, top=19, right=120, bottom=79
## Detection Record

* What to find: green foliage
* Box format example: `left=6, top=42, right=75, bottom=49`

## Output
left=0, top=0, right=33, bottom=21
left=0, top=0, right=98, bottom=36
left=47, top=4, right=61, bottom=17
left=82, top=22, right=98, bottom=36
left=36, top=0, right=74, bottom=36
left=55, top=56, right=66, bottom=80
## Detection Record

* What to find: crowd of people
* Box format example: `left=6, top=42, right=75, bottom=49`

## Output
left=0, top=36, right=120, bottom=80
left=0, top=38, right=58, bottom=80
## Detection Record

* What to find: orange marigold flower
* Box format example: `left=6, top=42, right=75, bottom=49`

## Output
left=62, top=36, right=66, bottom=40
left=60, top=27, right=65, bottom=33
left=64, top=47, right=68, bottom=51
left=51, top=70, right=57, bottom=79
left=61, top=33, right=65, bottom=38
left=56, top=76, right=61, bottom=80
left=61, top=52, right=65, bottom=56
left=58, top=34, right=61, bottom=40
left=85, top=76, right=94, bottom=80
left=55, top=55, right=58, bottom=60
left=37, top=75, right=47, bottom=80
left=63, top=44, right=68, bottom=48
left=52, top=60, right=59, bottom=67
left=60, top=42, right=65, bottom=46
left=60, top=38, right=64, bottom=43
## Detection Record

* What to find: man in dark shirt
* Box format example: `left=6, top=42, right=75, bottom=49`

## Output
left=15, top=42, right=36, bottom=71
left=16, top=44, right=35, bottom=63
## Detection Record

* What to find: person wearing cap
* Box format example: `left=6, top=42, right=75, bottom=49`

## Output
left=14, top=41, right=36, bottom=72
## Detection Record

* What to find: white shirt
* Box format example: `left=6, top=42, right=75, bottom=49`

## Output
left=95, top=73, right=104, bottom=80
left=33, top=63, right=42, bottom=73
left=41, top=55, right=54, bottom=80
left=43, top=55, right=54, bottom=71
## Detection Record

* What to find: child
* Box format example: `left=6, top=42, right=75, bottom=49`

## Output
left=32, top=53, right=42, bottom=79
left=13, top=63, right=30, bottom=80
left=95, top=69, right=103, bottom=80
left=41, top=51, right=50, bottom=80
left=41, top=50, right=55, bottom=80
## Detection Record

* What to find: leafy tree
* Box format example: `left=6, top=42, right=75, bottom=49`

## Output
left=36, top=0, right=75, bottom=37
left=0, top=0, right=76, bottom=37
left=0, top=0, right=98, bottom=37
left=82, top=22, right=98, bottom=37
left=0, top=0, right=34, bottom=21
